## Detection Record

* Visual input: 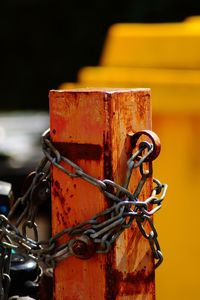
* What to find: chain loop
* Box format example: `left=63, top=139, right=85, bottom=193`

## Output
left=0, top=127, right=167, bottom=291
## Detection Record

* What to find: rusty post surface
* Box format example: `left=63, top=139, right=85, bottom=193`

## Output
left=49, top=88, right=154, bottom=300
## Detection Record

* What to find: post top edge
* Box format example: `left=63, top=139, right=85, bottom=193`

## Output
left=49, top=88, right=151, bottom=95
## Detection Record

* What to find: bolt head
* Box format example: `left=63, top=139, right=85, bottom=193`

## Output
left=70, top=235, right=95, bottom=259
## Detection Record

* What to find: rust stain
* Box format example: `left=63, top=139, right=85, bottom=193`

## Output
left=105, top=254, right=122, bottom=300
left=103, top=131, right=113, bottom=179
left=136, top=93, right=150, bottom=120
left=52, top=188, right=59, bottom=199
left=56, top=211, right=61, bottom=226
left=52, top=180, right=65, bottom=205
left=54, top=180, right=61, bottom=190
left=54, top=142, right=102, bottom=161
left=60, top=213, right=68, bottom=227
left=119, top=269, right=155, bottom=296
left=105, top=262, right=154, bottom=299
left=103, top=94, right=113, bottom=180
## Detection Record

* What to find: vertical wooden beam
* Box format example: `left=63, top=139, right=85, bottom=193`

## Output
left=49, top=88, right=154, bottom=300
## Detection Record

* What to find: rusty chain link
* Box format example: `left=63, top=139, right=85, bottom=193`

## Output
left=0, top=128, right=167, bottom=290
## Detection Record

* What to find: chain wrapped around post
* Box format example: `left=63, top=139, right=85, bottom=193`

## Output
left=0, top=128, right=167, bottom=288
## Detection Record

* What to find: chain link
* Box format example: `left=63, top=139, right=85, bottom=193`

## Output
left=0, top=128, right=167, bottom=284
left=0, top=246, right=11, bottom=300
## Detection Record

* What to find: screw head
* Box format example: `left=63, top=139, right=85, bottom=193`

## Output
left=70, top=235, right=95, bottom=259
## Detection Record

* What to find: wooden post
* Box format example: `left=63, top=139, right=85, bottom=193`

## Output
left=49, top=88, right=154, bottom=300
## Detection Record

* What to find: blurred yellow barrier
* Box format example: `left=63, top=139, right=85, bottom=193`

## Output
left=101, top=17, right=200, bottom=69
left=77, top=66, right=200, bottom=114
left=60, top=16, right=200, bottom=300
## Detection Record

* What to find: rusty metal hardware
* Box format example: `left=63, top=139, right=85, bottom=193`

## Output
left=129, top=130, right=161, bottom=162
left=0, top=128, right=167, bottom=294
left=69, top=236, right=95, bottom=260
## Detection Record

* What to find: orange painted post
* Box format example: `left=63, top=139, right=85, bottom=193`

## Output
left=49, top=88, right=155, bottom=300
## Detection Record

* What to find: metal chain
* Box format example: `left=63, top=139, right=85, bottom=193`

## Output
left=0, top=128, right=167, bottom=283
left=0, top=247, right=11, bottom=300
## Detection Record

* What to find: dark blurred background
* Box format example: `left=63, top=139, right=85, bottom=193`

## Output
left=1, top=0, right=200, bottom=110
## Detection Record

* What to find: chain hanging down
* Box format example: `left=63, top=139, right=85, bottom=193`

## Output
left=0, top=128, right=167, bottom=282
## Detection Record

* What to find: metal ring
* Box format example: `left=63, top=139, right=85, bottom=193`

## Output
left=128, top=130, right=161, bottom=161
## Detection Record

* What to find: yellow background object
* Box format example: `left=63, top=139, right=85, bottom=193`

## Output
left=101, top=18, right=200, bottom=69
left=153, top=114, right=200, bottom=300
left=77, top=66, right=200, bottom=114
left=60, top=17, right=200, bottom=299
